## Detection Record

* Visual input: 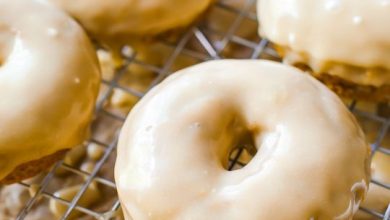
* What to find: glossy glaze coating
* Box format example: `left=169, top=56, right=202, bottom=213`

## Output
left=0, top=0, right=100, bottom=181
left=49, top=0, right=214, bottom=48
left=115, top=60, right=370, bottom=219
left=257, top=0, right=390, bottom=87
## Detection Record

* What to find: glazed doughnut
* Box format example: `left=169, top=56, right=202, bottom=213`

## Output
left=49, top=0, right=214, bottom=49
left=115, top=60, right=370, bottom=219
left=0, top=0, right=100, bottom=184
left=257, top=0, right=390, bottom=102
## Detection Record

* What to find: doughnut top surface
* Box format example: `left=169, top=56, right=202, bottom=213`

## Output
left=115, top=60, right=370, bottom=219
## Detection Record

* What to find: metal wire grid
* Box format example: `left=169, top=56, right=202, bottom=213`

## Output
left=10, top=0, right=389, bottom=219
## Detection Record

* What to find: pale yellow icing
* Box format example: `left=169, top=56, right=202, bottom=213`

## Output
left=0, top=0, right=100, bottom=181
left=257, top=0, right=390, bottom=87
left=115, top=60, right=370, bottom=219
left=49, top=0, right=214, bottom=48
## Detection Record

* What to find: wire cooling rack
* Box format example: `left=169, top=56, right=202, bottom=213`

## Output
left=7, top=0, right=390, bottom=219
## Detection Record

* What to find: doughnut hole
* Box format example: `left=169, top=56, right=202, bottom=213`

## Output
left=227, top=125, right=259, bottom=171
left=228, top=147, right=255, bottom=171
left=183, top=99, right=260, bottom=172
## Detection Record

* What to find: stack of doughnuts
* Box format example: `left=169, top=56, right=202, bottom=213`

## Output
left=0, top=0, right=387, bottom=219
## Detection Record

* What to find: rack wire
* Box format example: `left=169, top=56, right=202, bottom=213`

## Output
left=6, top=0, right=390, bottom=219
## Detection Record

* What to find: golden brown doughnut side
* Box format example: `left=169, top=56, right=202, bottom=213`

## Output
left=316, top=74, right=390, bottom=102
left=275, top=46, right=390, bottom=102
left=0, top=150, right=68, bottom=185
